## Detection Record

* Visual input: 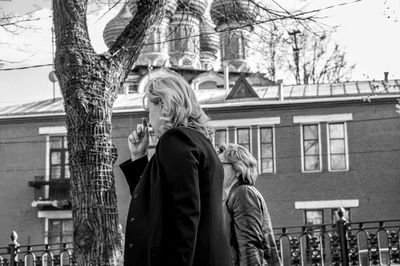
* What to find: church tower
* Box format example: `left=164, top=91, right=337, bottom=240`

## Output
left=168, top=0, right=208, bottom=69
left=210, top=0, right=259, bottom=72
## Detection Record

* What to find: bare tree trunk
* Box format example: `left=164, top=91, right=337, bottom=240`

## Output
left=52, top=0, right=166, bottom=265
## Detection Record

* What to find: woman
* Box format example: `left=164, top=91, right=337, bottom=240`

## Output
left=218, top=143, right=281, bottom=266
left=119, top=72, right=232, bottom=266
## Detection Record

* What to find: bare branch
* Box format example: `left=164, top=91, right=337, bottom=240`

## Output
left=109, top=0, right=167, bottom=74
left=0, top=11, right=41, bottom=33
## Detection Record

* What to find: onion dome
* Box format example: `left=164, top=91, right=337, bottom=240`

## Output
left=177, top=0, right=208, bottom=17
left=200, top=19, right=219, bottom=54
left=128, top=0, right=178, bottom=18
left=210, top=0, right=260, bottom=27
left=103, top=4, right=132, bottom=49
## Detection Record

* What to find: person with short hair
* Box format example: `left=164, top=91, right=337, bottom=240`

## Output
left=218, top=143, right=281, bottom=266
left=120, top=72, right=233, bottom=266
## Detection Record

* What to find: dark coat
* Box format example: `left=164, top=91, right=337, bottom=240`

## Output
left=225, top=184, right=281, bottom=266
left=120, top=127, right=233, bottom=266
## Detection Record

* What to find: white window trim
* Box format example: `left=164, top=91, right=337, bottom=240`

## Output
left=39, top=126, right=68, bottom=198
left=295, top=199, right=359, bottom=209
left=234, top=127, right=252, bottom=154
left=38, top=210, right=72, bottom=219
left=214, top=128, right=229, bottom=145
left=327, top=122, right=350, bottom=172
left=39, top=126, right=67, bottom=135
left=257, top=125, right=276, bottom=174
left=207, top=117, right=280, bottom=128
left=38, top=210, right=73, bottom=244
left=293, top=113, right=353, bottom=124
left=209, top=118, right=281, bottom=166
left=44, top=135, right=50, bottom=198
left=300, top=123, right=322, bottom=173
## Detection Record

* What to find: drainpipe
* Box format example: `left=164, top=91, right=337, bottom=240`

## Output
left=224, top=63, right=229, bottom=90
left=277, top=79, right=284, bottom=101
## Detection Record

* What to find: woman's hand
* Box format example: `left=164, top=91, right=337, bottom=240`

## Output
left=128, top=118, right=150, bottom=161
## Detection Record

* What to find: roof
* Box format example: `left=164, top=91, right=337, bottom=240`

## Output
left=0, top=79, right=399, bottom=119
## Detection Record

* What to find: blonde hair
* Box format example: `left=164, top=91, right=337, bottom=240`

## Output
left=219, top=143, right=258, bottom=185
left=144, top=73, right=214, bottom=141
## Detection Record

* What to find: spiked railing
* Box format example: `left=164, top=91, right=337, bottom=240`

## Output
left=274, top=209, right=400, bottom=266
left=1, top=208, right=399, bottom=265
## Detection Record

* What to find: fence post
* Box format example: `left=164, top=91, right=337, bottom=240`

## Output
left=336, top=207, right=349, bottom=266
left=8, top=231, right=20, bottom=266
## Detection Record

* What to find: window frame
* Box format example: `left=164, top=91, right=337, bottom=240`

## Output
left=47, top=218, right=73, bottom=244
left=214, top=128, right=229, bottom=149
left=304, top=209, right=324, bottom=225
left=300, top=123, right=322, bottom=173
left=327, top=122, right=349, bottom=172
left=258, top=125, right=276, bottom=174
left=49, top=135, right=69, bottom=179
left=235, top=127, right=252, bottom=154
left=207, top=117, right=281, bottom=175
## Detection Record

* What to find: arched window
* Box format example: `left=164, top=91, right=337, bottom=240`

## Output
left=198, top=80, right=217, bottom=90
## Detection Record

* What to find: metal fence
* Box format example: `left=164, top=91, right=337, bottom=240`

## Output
left=275, top=210, right=400, bottom=266
left=0, top=232, right=74, bottom=266
left=1, top=210, right=399, bottom=265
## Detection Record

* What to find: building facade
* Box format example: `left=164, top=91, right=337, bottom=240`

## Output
left=0, top=70, right=399, bottom=246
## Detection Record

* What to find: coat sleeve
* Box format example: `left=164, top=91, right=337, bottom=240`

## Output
left=227, top=186, right=265, bottom=266
left=119, top=156, right=148, bottom=195
left=157, top=131, right=201, bottom=266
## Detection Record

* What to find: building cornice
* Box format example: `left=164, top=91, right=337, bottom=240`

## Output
left=0, top=95, right=398, bottom=122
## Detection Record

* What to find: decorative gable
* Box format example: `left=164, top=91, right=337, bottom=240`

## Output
left=225, top=74, right=259, bottom=100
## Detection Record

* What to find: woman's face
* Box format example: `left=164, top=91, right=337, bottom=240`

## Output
left=218, top=153, right=237, bottom=190
left=147, top=97, right=164, bottom=138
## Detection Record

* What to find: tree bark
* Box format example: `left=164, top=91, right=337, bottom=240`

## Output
left=52, top=0, right=166, bottom=265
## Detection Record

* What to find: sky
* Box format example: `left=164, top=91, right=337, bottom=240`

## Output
left=0, top=0, right=399, bottom=106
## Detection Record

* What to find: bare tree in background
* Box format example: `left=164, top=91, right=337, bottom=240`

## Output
left=52, top=0, right=166, bottom=264
left=252, top=24, right=355, bottom=84
left=287, top=28, right=355, bottom=84
left=251, top=22, right=287, bottom=82
left=0, top=1, right=41, bottom=65
left=245, top=0, right=356, bottom=84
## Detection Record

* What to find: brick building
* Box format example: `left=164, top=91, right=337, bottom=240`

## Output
left=0, top=67, right=399, bottom=245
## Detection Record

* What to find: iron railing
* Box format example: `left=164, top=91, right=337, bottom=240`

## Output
left=1, top=209, right=399, bottom=265
left=0, top=232, right=74, bottom=266
left=274, top=209, right=400, bottom=265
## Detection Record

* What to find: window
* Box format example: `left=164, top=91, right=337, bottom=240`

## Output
left=236, top=128, right=250, bottom=152
left=302, top=124, right=321, bottom=172
left=304, top=210, right=324, bottom=238
left=215, top=129, right=228, bottom=149
left=49, top=136, right=69, bottom=179
left=198, top=81, right=217, bottom=90
left=48, top=219, right=73, bottom=245
left=328, top=123, right=348, bottom=171
left=305, top=210, right=324, bottom=225
left=259, top=127, right=274, bottom=173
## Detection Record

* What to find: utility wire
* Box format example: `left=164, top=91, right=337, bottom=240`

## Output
left=0, top=63, right=53, bottom=71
